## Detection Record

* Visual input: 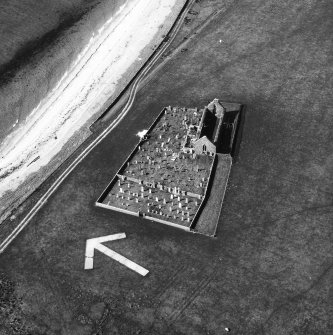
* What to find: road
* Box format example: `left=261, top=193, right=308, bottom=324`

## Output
left=0, top=0, right=332, bottom=334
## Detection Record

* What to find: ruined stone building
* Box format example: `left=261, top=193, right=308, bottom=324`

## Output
left=182, top=98, right=227, bottom=156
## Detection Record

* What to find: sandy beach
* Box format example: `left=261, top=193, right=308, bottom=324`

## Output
left=0, top=0, right=186, bottom=222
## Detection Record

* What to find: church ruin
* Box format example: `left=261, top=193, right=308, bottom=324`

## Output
left=96, top=99, right=242, bottom=235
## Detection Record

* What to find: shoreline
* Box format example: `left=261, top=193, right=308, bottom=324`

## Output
left=0, top=0, right=187, bottom=223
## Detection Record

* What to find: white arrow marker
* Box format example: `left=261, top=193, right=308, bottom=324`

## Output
left=84, top=233, right=149, bottom=276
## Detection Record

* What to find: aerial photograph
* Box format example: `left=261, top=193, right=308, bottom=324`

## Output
left=0, top=0, right=332, bottom=334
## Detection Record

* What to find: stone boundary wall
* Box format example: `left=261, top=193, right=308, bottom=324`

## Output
left=96, top=199, right=191, bottom=231
left=96, top=107, right=167, bottom=205
left=95, top=202, right=139, bottom=217
left=116, top=106, right=167, bottom=177
left=144, top=215, right=190, bottom=231
left=230, top=110, right=240, bottom=152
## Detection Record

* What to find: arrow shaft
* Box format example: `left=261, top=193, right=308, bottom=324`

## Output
left=96, top=243, right=149, bottom=276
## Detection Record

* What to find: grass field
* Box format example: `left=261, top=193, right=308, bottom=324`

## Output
left=0, top=0, right=332, bottom=334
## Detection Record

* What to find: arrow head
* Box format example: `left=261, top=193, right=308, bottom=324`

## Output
left=84, top=233, right=149, bottom=276
left=85, top=233, right=126, bottom=258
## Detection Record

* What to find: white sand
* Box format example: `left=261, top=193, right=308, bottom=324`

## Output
left=0, top=0, right=178, bottom=197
